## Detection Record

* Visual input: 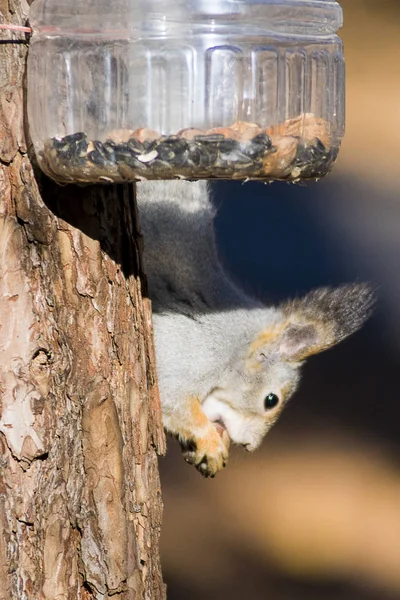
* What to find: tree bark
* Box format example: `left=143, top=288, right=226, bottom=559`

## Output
left=0, top=1, right=166, bottom=598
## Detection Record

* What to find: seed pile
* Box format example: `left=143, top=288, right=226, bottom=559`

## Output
left=40, top=115, right=338, bottom=183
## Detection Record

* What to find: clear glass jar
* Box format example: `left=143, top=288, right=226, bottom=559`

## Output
left=27, top=0, right=345, bottom=184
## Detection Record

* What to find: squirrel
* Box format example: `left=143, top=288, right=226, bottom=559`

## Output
left=137, top=180, right=374, bottom=478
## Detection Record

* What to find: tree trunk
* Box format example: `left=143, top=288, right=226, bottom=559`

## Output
left=0, top=1, right=166, bottom=598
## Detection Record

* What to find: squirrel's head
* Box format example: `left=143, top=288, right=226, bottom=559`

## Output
left=202, top=283, right=375, bottom=451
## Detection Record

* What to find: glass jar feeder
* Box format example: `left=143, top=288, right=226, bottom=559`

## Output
left=27, top=0, right=345, bottom=184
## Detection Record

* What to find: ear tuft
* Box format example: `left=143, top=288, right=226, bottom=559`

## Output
left=280, top=283, right=376, bottom=360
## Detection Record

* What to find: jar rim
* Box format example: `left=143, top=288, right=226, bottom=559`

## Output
left=29, top=0, right=343, bottom=36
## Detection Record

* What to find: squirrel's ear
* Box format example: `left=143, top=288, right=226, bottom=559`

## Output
left=278, top=283, right=376, bottom=361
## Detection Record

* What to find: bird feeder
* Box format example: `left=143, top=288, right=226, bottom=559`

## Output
left=27, top=0, right=345, bottom=184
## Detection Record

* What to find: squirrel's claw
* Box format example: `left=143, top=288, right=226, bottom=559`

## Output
left=181, top=425, right=230, bottom=477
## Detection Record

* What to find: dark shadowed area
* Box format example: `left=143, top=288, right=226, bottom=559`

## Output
left=159, top=1, right=400, bottom=598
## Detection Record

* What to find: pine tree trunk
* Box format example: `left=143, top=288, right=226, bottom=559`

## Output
left=0, top=1, right=166, bottom=598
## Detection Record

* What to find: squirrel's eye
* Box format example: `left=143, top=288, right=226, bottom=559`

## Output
left=264, top=393, right=279, bottom=410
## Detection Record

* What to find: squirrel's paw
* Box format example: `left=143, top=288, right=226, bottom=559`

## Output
left=180, top=425, right=230, bottom=478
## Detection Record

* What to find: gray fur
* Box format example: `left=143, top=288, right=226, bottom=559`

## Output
left=137, top=180, right=257, bottom=314
left=283, top=284, right=375, bottom=346
left=137, top=181, right=375, bottom=470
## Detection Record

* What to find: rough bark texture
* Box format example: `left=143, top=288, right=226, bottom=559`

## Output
left=0, top=1, right=166, bottom=598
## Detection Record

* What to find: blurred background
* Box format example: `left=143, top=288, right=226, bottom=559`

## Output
left=159, top=1, right=400, bottom=598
